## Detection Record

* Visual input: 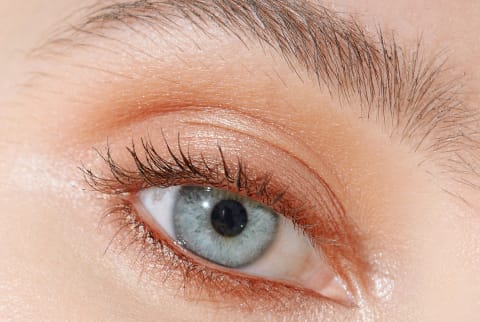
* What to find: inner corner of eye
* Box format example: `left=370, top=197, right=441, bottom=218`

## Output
left=136, top=184, right=352, bottom=304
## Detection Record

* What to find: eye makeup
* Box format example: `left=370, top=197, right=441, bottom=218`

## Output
left=81, top=125, right=369, bottom=311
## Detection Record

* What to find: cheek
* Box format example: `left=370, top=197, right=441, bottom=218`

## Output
left=411, top=200, right=480, bottom=321
left=364, top=189, right=480, bottom=321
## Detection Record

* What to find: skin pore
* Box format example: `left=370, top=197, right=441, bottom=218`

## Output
left=1, top=0, right=480, bottom=321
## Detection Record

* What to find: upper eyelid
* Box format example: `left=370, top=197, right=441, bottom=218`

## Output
left=27, top=1, right=480, bottom=195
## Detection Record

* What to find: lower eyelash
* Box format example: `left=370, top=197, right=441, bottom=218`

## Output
left=98, top=197, right=330, bottom=313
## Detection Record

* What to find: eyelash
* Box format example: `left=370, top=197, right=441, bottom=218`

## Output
left=81, top=136, right=359, bottom=310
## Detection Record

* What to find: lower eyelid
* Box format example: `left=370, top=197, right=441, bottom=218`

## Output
left=100, top=196, right=339, bottom=313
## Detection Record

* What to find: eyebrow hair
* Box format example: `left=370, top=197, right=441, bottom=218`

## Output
left=30, top=0, right=480, bottom=188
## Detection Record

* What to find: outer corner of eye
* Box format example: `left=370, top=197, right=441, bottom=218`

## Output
left=136, top=184, right=353, bottom=305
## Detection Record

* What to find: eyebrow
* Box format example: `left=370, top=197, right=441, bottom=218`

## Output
left=31, top=0, right=479, bottom=188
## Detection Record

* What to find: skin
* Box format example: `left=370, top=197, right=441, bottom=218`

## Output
left=1, top=0, right=480, bottom=321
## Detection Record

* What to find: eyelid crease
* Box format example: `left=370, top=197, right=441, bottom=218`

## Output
left=81, top=133, right=370, bottom=300
left=30, top=0, right=477, bottom=181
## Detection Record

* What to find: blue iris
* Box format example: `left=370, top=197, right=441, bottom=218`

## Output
left=173, top=186, right=278, bottom=268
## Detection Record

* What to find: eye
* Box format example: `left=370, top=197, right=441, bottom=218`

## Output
left=138, top=184, right=351, bottom=303
left=82, top=136, right=364, bottom=309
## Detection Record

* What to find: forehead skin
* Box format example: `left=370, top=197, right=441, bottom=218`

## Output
left=0, top=0, right=479, bottom=321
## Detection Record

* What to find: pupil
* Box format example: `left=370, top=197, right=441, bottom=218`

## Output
left=210, top=199, right=248, bottom=237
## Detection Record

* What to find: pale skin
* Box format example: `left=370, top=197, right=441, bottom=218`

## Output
left=1, top=0, right=480, bottom=321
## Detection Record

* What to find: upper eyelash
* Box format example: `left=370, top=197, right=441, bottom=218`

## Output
left=82, top=135, right=276, bottom=198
